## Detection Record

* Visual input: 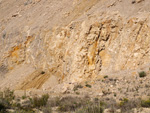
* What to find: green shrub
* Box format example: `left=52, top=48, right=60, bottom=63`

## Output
left=0, top=101, right=7, bottom=112
left=41, top=71, right=45, bottom=74
left=0, top=88, right=15, bottom=111
left=141, top=99, right=150, bottom=107
left=119, top=98, right=128, bottom=107
left=139, top=71, right=146, bottom=78
left=104, top=75, right=108, bottom=79
left=0, top=89, right=15, bottom=112
left=22, top=96, right=27, bottom=100
left=76, top=92, right=80, bottom=95
left=3, top=89, right=15, bottom=103
left=85, top=84, right=92, bottom=88
left=30, top=94, right=49, bottom=108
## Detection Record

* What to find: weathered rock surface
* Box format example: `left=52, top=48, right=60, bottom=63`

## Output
left=0, top=0, right=150, bottom=91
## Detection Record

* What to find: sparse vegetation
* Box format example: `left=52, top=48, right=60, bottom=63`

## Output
left=119, top=98, right=129, bottom=107
left=47, top=97, right=60, bottom=107
left=141, top=98, right=150, bottom=107
left=118, top=98, right=141, bottom=112
left=139, top=71, right=147, bottom=78
left=2, top=32, right=6, bottom=39
left=85, top=84, right=92, bottom=88
left=1, top=89, right=150, bottom=113
left=22, top=95, right=27, bottom=100
left=76, top=101, right=105, bottom=113
left=104, top=75, right=108, bottom=79
left=114, top=93, right=117, bottom=97
left=76, top=92, right=80, bottom=95
left=30, top=94, right=49, bottom=108
left=0, top=88, right=15, bottom=111
left=41, top=107, right=52, bottom=113
left=73, top=84, right=83, bottom=91
left=41, top=71, right=45, bottom=74
left=57, top=96, right=83, bottom=112
left=0, top=101, right=7, bottom=113
left=12, top=109, right=35, bottom=113
left=0, top=89, right=50, bottom=112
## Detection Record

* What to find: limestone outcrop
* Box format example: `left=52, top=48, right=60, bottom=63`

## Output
left=0, top=0, right=150, bottom=91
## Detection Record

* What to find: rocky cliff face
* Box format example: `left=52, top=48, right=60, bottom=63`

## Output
left=0, top=0, right=150, bottom=91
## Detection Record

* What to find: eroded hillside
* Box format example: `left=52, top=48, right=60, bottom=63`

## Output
left=0, top=0, right=150, bottom=93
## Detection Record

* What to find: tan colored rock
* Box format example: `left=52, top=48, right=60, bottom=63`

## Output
left=0, top=0, right=150, bottom=92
